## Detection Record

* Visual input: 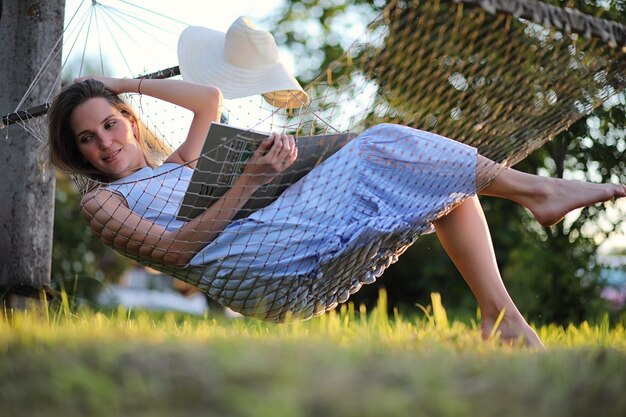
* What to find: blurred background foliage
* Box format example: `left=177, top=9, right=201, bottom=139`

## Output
left=51, top=0, right=626, bottom=324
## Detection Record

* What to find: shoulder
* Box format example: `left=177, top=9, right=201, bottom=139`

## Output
left=79, top=187, right=135, bottom=239
left=80, top=188, right=127, bottom=217
left=164, top=151, right=187, bottom=166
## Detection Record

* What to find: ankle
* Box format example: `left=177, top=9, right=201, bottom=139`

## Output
left=480, top=316, right=544, bottom=349
left=479, top=167, right=550, bottom=203
left=479, top=298, right=520, bottom=323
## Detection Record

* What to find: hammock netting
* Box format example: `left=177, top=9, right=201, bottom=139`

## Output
left=4, top=0, right=625, bottom=321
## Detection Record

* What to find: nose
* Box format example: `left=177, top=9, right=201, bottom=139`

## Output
left=98, top=132, right=113, bottom=150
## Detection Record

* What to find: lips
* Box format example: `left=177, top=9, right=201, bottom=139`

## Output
left=102, top=149, right=121, bottom=161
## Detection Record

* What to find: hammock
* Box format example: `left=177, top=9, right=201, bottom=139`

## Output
left=4, top=0, right=626, bottom=321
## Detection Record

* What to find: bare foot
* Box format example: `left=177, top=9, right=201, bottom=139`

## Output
left=481, top=315, right=545, bottom=349
left=523, top=179, right=626, bottom=227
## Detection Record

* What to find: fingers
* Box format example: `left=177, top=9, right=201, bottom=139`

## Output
left=256, top=135, right=275, bottom=153
left=272, top=133, right=297, bottom=168
left=242, top=132, right=298, bottom=186
left=74, top=75, right=107, bottom=84
left=253, top=132, right=297, bottom=174
left=266, top=132, right=296, bottom=158
left=73, top=76, right=123, bottom=94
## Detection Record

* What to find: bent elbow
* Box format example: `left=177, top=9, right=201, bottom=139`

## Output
left=160, top=251, right=193, bottom=268
left=194, top=85, right=223, bottom=122
left=205, top=86, right=223, bottom=107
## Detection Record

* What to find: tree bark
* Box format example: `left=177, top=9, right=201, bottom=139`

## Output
left=0, top=0, right=64, bottom=294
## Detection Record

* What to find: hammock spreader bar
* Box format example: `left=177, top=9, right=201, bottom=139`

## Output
left=1, top=66, right=181, bottom=128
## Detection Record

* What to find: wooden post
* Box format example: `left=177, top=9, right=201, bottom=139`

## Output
left=0, top=0, right=64, bottom=302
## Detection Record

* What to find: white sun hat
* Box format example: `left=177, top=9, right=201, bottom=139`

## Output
left=177, top=16, right=310, bottom=109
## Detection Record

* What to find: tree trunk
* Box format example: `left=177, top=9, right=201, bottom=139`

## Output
left=0, top=0, right=64, bottom=296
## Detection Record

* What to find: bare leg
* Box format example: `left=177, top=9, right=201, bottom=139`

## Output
left=434, top=197, right=544, bottom=348
left=433, top=155, right=624, bottom=346
left=476, top=155, right=626, bottom=226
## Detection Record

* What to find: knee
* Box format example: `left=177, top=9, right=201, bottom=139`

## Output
left=357, top=123, right=423, bottom=146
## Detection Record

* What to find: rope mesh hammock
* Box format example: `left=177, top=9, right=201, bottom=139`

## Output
left=4, top=0, right=625, bottom=321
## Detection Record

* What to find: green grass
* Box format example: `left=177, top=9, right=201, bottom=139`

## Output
left=1, top=292, right=625, bottom=417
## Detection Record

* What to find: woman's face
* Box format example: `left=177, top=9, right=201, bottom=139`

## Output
left=70, top=98, right=147, bottom=180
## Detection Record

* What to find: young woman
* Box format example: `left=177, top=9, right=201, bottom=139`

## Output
left=48, top=76, right=626, bottom=348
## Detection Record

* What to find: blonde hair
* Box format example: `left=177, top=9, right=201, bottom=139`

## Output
left=47, top=79, right=172, bottom=189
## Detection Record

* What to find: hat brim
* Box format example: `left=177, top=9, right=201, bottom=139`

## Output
left=178, top=26, right=309, bottom=109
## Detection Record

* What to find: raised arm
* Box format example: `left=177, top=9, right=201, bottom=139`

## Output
left=75, top=76, right=222, bottom=167
left=81, top=132, right=298, bottom=267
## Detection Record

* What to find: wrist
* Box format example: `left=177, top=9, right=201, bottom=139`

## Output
left=119, top=77, right=141, bottom=94
left=238, top=172, right=265, bottom=190
left=110, top=78, right=135, bottom=95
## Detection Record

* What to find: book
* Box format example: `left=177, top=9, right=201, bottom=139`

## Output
left=176, top=122, right=354, bottom=221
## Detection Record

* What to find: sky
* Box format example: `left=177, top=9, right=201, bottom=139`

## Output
left=62, top=0, right=288, bottom=79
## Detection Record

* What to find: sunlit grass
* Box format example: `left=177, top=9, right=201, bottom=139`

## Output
left=1, top=291, right=625, bottom=417
left=3, top=290, right=624, bottom=350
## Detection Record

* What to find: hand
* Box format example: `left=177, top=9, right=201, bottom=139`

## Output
left=242, top=132, right=298, bottom=186
left=73, top=75, right=127, bottom=94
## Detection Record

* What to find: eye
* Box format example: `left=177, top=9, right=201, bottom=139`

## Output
left=79, top=135, right=93, bottom=144
left=105, top=120, right=117, bottom=129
